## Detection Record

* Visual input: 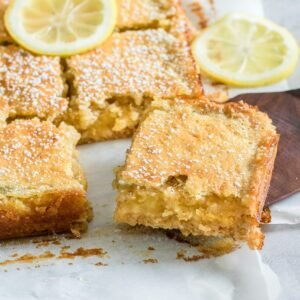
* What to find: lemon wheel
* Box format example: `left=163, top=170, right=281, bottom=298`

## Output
left=192, top=13, right=299, bottom=87
left=5, top=0, right=117, bottom=56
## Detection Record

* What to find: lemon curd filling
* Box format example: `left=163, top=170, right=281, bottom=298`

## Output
left=115, top=178, right=253, bottom=239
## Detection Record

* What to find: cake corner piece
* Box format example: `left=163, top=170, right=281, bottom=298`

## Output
left=114, top=99, right=279, bottom=250
left=0, top=118, right=91, bottom=239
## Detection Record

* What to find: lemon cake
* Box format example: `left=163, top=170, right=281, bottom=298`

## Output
left=0, top=45, right=68, bottom=121
left=114, top=99, right=279, bottom=249
left=64, top=16, right=202, bottom=143
left=0, top=118, right=91, bottom=239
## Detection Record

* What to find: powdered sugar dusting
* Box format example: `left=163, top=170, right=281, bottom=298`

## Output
left=0, top=46, right=67, bottom=120
left=121, top=101, right=277, bottom=199
left=0, top=119, right=77, bottom=188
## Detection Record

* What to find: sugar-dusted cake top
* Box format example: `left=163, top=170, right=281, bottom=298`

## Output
left=0, top=118, right=80, bottom=189
left=0, top=45, right=67, bottom=120
left=67, top=26, right=202, bottom=109
left=120, top=99, right=278, bottom=202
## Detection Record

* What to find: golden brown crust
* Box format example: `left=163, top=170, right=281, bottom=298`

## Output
left=0, top=189, right=91, bottom=240
left=261, top=207, right=271, bottom=224
left=250, top=135, right=279, bottom=217
left=0, top=119, right=91, bottom=239
left=245, top=135, right=278, bottom=249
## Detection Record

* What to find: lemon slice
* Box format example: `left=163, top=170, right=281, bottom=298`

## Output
left=192, top=13, right=299, bottom=87
left=4, top=0, right=117, bottom=56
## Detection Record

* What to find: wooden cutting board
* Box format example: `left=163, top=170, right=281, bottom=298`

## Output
left=230, top=89, right=300, bottom=207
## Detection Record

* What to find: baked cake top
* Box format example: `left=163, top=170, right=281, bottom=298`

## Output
left=116, top=0, right=179, bottom=30
left=0, top=118, right=81, bottom=190
left=67, top=23, right=202, bottom=110
left=119, top=99, right=278, bottom=209
left=0, top=45, right=67, bottom=120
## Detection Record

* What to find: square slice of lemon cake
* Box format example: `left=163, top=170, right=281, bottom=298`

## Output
left=0, top=118, right=91, bottom=239
left=114, top=99, right=279, bottom=249
left=64, top=17, right=202, bottom=143
left=0, top=45, right=68, bottom=121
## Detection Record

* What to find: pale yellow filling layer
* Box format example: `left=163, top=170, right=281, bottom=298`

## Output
left=115, top=182, right=255, bottom=240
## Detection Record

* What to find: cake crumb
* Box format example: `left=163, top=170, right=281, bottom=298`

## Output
left=95, top=262, right=108, bottom=267
left=34, top=237, right=61, bottom=248
left=61, top=246, right=71, bottom=250
left=143, top=258, right=158, bottom=264
left=176, top=250, right=205, bottom=262
left=58, top=247, right=107, bottom=260
left=0, top=251, right=55, bottom=266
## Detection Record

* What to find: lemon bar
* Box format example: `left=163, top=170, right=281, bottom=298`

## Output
left=116, top=0, right=179, bottom=30
left=65, top=20, right=202, bottom=143
left=0, top=45, right=68, bottom=121
left=114, top=99, right=279, bottom=249
left=0, top=118, right=91, bottom=239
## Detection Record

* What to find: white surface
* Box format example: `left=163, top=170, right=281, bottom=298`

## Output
left=1, top=1, right=300, bottom=299
left=270, top=193, right=300, bottom=225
